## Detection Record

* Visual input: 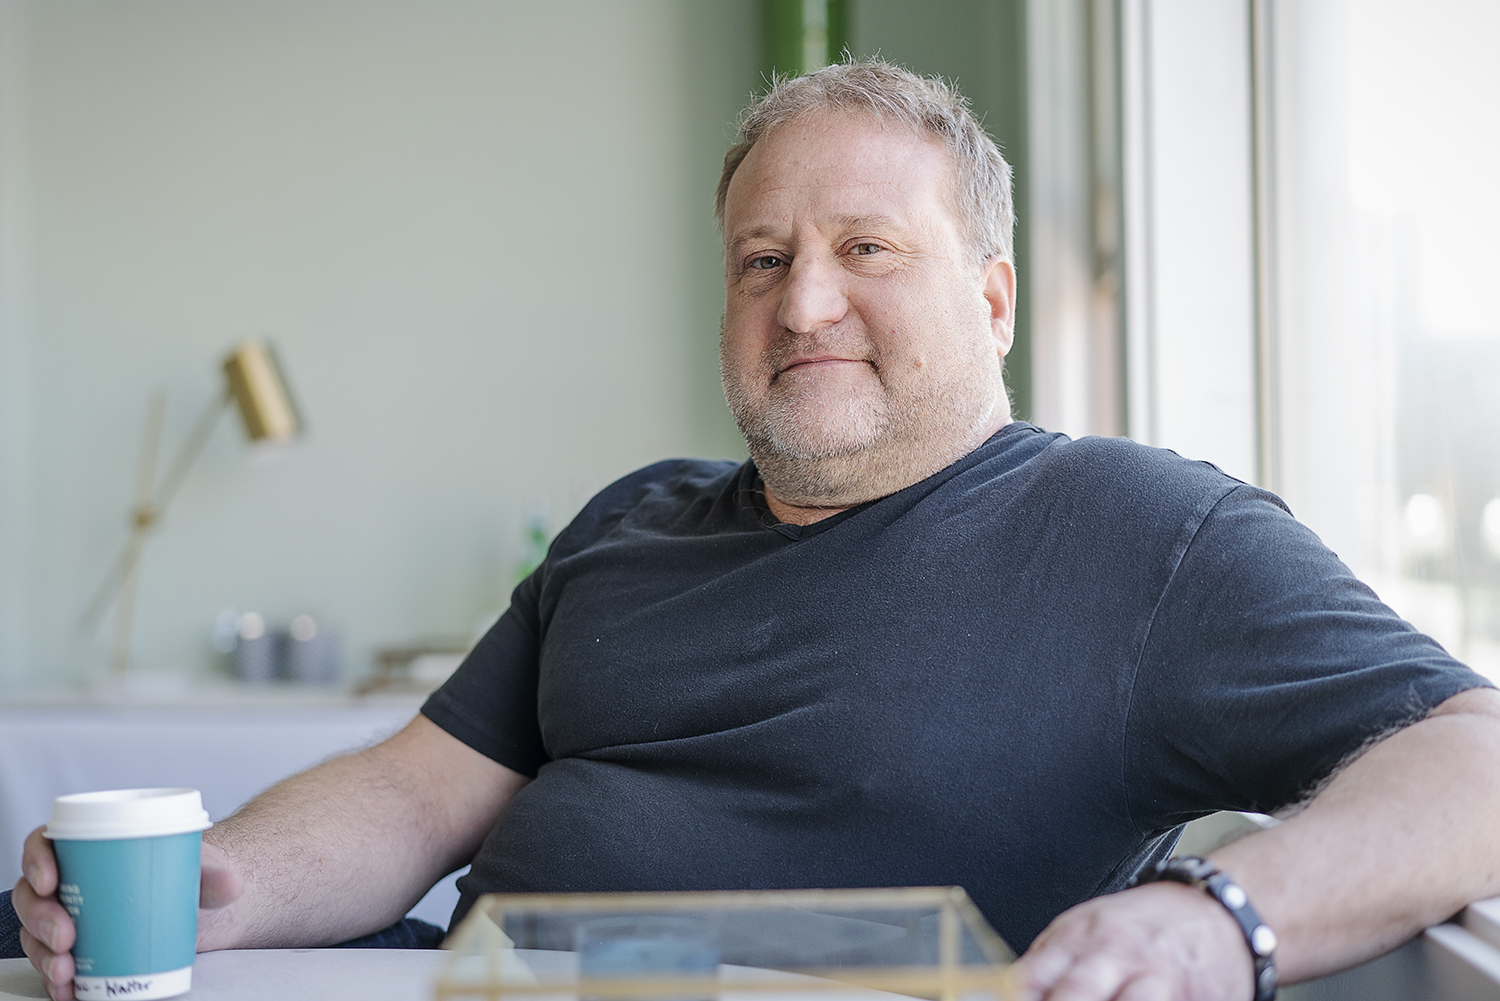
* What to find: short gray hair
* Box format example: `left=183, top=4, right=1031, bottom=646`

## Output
left=715, top=59, right=1014, bottom=266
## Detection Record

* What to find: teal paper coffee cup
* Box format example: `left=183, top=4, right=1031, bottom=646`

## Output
left=44, top=789, right=212, bottom=1001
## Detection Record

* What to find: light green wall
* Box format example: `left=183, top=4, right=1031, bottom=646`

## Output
left=0, top=0, right=1030, bottom=692
left=0, top=0, right=756, bottom=691
left=847, top=0, right=1032, bottom=421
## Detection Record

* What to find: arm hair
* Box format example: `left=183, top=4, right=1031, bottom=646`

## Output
left=199, top=713, right=527, bottom=949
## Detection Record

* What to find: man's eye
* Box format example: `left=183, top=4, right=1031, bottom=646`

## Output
left=747, top=255, right=786, bottom=270
left=850, top=243, right=884, bottom=256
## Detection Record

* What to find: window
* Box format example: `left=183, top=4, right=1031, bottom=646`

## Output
left=1267, top=0, right=1500, bottom=680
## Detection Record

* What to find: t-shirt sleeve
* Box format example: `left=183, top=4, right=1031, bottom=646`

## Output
left=1124, top=484, right=1492, bottom=829
left=421, top=569, right=551, bottom=778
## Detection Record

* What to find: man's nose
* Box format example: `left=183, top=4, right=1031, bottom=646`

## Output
left=777, top=254, right=848, bottom=334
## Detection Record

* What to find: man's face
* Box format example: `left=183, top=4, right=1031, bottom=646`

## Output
left=719, top=112, right=1015, bottom=506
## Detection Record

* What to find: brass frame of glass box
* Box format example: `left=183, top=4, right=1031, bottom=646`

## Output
left=436, top=887, right=1018, bottom=1001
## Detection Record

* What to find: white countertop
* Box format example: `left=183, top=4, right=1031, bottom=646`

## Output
left=0, top=949, right=450, bottom=1001
left=4, top=919, right=1500, bottom=1001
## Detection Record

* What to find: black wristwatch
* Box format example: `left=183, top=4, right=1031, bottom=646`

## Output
left=1129, top=856, right=1277, bottom=1001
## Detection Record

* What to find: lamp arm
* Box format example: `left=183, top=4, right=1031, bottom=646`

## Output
left=79, top=539, right=138, bottom=632
left=148, top=385, right=233, bottom=525
left=80, top=392, right=165, bottom=632
left=79, top=387, right=232, bottom=637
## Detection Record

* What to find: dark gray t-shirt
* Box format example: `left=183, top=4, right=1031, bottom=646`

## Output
left=422, top=423, right=1487, bottom=950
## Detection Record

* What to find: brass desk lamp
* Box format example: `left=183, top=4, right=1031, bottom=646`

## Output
left=81, top=339, right=303, bottom=676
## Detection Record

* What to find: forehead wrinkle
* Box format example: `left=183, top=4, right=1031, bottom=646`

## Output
left=726, top=212, right=926, bottom=254
left=826, top=213, right=909, bottom=235
left=726, top=163, right=923, bottom=219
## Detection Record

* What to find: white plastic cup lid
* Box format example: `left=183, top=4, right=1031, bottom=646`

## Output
left=44, top=788, right=213, bottom=841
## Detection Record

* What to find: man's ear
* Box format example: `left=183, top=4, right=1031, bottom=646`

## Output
left=982, top=257, right=1016, bottom=358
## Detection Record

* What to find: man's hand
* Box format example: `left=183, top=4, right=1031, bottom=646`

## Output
left=14, top=826, right=244, bottom=1001
left=1012, top=882, right=1254, bottom=1001
left=15, top=714, right=524, bottom=984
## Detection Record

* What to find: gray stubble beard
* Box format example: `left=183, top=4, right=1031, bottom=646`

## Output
left=728, top=373, right=892, bottom=505
left=722, top=351, right=1006, bottom=510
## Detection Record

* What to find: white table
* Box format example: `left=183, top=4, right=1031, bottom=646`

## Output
left=2, top=918, right=1499, bottom=1001
left=0, top=685, right=463, bottom=927
left=0, top=949, right=449, bottom=1001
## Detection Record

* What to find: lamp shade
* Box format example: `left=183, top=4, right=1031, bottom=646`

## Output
left=223, top=339, right=301, bottom=443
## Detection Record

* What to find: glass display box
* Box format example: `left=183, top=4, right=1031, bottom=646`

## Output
left=436, top=887, right=1017, bottom=1001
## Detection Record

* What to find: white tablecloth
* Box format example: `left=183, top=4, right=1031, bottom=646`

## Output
left=0, top=949, right=449, bottom=1001
left=3, top=933, right=1499, bottom=1001
left=0, top=689, right=463, bottom=927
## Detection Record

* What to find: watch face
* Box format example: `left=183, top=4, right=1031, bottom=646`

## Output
left=1132, top=856, right=1215, bottom=887
left=1174, top=857, right=1216, bottom=880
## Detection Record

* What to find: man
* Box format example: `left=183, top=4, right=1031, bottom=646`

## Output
left=13, top=60, right=1500, bottom=1001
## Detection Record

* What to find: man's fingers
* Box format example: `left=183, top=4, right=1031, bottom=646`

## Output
left=11, top=877, right=75, bottom=955
left=199, top=843, right=244, bottom=910
left=1011, top=943, right=1079, bottom=1001
left=1039, top=954, right=1129, bottom=1001
left=1012, top=913, right=1105, bottom=1000
left=19, top=926, right=75, bottom=1001
left=20, top=826, right=58, bottom=897
left=1014, top=951, right=1167, bottom=1001
left=1114, top=976, right=1172, bottom=1001
left=195, top=843, right=242, bottom=952
left=15, top=829, right=77, bottom=1001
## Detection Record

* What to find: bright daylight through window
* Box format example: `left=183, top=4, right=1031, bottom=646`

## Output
left=1271, top=0, right=1500, bottom=681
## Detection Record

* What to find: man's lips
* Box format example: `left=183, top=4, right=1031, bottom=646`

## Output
left=777, top=355, right=868, bottom=376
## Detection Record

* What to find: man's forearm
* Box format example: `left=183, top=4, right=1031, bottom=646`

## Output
left=199, top=714, right=527, bottom=950
left=1213, top=687, right=1500, bottom=983
left=1012, top=688, right=1500, bottom=1001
